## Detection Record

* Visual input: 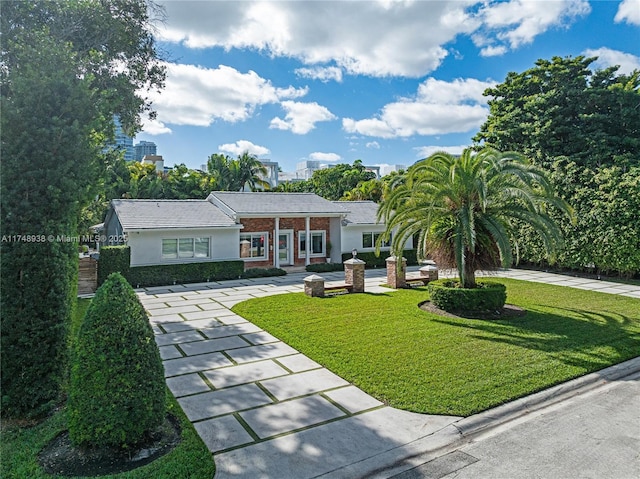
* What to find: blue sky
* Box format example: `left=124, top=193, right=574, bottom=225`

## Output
left=136, top=0, right=640, bottom=175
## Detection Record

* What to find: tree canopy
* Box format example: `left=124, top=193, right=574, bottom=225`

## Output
left=475, top=56, right=640, bottom=169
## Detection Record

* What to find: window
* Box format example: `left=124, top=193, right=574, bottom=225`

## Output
left=299, top=231, right=326, bottom=257
left=240, top=233, right=268, bottom=260
left=162, top=237, right=209, bottom=260
left=362, top=232, right=390, bottom=249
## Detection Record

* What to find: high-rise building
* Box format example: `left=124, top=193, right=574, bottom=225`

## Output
left=134, top=140, right=157, bottom=161
left=106, top=116, right=135, bottom=161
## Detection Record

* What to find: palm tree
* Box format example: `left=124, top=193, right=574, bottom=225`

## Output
left=231, top=151, right=270, bottom=191
left=378, top=147, right=573, bottom=288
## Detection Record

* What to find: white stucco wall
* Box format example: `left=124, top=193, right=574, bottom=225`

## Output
left=126, top=228, right=240, bottom=266
left=340, top=225, right=413, bottom=255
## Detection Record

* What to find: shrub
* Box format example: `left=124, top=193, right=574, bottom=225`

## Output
left=242, top=268, right=287, bottom=278
left=340, top=249, right=418, bottom=268
left=428, top=279, right=507, bottom=313
left=127, top=260, right=244, bottom=287
left=306, top=263, right=344, bottom=273
left=97, top=246, right=130, bottom=285
left=68, top=273, right=165, bottom=448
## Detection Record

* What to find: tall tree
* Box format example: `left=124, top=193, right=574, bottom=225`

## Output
left=475, top=56, right=640, bottom=169
left=1, top=0, right=165, bottom=417
left=378, top=148, right=572, bottom=288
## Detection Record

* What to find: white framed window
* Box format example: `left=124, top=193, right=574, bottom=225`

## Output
left=162, top=237, right=210, bottom=260
left=362, top=232, right=391, bottom=249
left=240, top=233, right=268, bottom=260
left=298, top=231, right=326, bottom=257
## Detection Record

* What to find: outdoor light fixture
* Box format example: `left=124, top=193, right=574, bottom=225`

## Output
left=352, top=248, right=358, bottom=258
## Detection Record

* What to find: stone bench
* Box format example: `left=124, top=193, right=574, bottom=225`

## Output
left=323, top=283, right=354, bottom=294
left=404, top=273, right=431, bottom=286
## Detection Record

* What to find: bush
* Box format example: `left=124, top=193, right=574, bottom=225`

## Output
left=242, top=268, right=287, bottom=278
left=340, top=249, right=418, bottom=268
left=428, top=279, right=507, bottom=313
left=127, top=260, right=244, bottom=287
left=68, top=273, right=166, bottom=448
left=306, top=263, right=345, bottom=273
left=97, top=246, right=130, bottom=285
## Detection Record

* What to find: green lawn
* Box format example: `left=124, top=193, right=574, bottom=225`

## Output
left=233, top=278, right=640, bottom=416
left=1, top=298, right=216, bottom=479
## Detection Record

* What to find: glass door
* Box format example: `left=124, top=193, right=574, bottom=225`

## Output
left=278, top=232, right=292, bottom=266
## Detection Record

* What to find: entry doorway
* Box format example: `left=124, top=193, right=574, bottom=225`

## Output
left=277, top=230, right=293, bottom=266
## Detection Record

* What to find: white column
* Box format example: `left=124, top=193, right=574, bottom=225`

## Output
left=305, top=216, right=311, bottom=266
left=274, top=217, right=280, bottom=268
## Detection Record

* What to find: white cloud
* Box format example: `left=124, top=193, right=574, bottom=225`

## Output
left=295, top=66, right=343, bottom=83
left=309, top=152, right=341, bottom=162
left=615, top=0, right=640, bottom=25
left=218, top=140, right=270, bottom=157
left=414, top=145, right=468, bottom=159
left=142, top=62, right=307, bottom=132
left=472, top=0, right=591, bottom=54
left=584, top=48, right=640, bottom=75
left=270, top=101, right=337, bottom=134
left=343, top=78, right=495, bottom=139
left=140, top=117, right=173, bottom=135
left=157, top=1, right=475, bottom=77
left=366, top=141, right=381, bottom=149
left=158, top=1, right=592, bottom=78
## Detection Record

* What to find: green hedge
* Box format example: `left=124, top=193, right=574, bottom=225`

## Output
left=340, top=249, right=418, bottom=268
left=428, top=279, right=507, bottom=313
left=242, top=268, right=287, bottom=279
left=97, top=246, right=130, bottom=285
left=306, top=263, right=345, bottom=273
left=68, top=273, right=165, bottom=448
left=127, top=260, right=245, bottom=288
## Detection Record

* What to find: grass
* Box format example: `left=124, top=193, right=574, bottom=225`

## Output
left=233, top=278, right=640, bottom=417
left=1, top=298, right=216, bottom=479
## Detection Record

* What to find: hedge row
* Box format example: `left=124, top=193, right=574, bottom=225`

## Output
left=339, top=249, right=418, bottom=268
left=97, top=246, right=284, bottom=287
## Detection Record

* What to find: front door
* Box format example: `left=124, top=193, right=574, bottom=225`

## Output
left=278, top=231, right=293, bottom=266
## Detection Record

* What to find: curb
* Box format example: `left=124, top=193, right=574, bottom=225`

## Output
left=452, top=356, right=640, bottom=440
left=324, top=357, right=640, bottom=479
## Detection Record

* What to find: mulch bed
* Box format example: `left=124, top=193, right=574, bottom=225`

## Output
left=38, top=414, right=181, bottom=477
left=419, top=301, right=526, bottom=320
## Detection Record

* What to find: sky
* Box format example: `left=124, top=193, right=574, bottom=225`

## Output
left=134, top=0, right=640, bottom=175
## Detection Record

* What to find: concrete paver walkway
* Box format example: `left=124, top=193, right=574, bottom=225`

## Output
left=136, top=268, right=640, bottom=478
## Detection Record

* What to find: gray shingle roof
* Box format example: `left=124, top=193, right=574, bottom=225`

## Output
left=209, top=192, right=348, bottom=216
left=111, top=199, right=238, bottom=230
left=332, top=201, right=381, bottom=225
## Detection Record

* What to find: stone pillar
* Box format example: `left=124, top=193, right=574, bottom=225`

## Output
left=344, top=258, right=366, bottom=293
left=304, top=274, right=325, bottom=297
left=420, top=260, right=439, bottom=282
left=386, top=256, right=407, bottom=289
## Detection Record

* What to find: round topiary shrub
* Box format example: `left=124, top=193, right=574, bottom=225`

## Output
left=68, top=272, right=165, bottom=448
left=427, top=279, right=507, bottom=313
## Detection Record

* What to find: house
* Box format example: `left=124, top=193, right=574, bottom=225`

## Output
left=333, top=201, right=413, bottom=254
left=103, top=199, right=241, bottom=267
left=102, top=194, right=415, bottom=270
left=207, top=192, right=346, bottom=267
left=103, top=192, right=349, bottom=269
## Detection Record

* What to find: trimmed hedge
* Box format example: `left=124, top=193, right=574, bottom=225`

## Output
left=97, top=245, right=130, bottom=285
left=242, top=268, right=287, bottom=278
left=127, top=260, right=245, bottom=288
left=306, top=262, right=345, bottom=273
left=340, top=249, right=418, bottom=268
left=68, top=273, right=165, bottom=448
left=428, top=279, right=507, bottom=313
